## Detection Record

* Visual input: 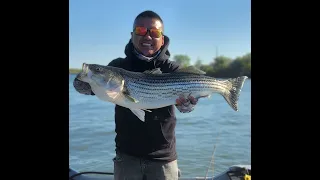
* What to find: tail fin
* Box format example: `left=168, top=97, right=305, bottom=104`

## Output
left=222, top=76, right=248, bottom=111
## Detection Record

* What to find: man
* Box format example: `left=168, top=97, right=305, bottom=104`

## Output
left=73, top=10, right=202, bottom=180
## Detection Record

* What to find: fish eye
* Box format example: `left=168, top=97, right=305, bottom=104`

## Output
left=96, top=67, right=102, bottom=71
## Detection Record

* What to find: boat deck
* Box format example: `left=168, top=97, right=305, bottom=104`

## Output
left=69, top=165, right=251, bottom=180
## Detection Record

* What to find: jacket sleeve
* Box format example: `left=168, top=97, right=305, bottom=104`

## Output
left=168, top=61, right=180, bottom=72
left=73, top=58, right=123, bottom=95
left=107, top=57, right=123, bottom=67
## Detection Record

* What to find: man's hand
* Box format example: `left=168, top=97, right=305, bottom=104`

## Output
left=175, top=94, right=200, bottom=113
left=73, top=75, right=95, bottom=95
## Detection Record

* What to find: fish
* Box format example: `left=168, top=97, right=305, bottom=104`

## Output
left=76, top=63, right=248, bottom=122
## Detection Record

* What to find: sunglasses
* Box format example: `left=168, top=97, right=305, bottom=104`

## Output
left=133, top=26, right=163, bottom=38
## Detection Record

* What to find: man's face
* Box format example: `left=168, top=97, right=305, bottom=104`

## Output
left=131, top=17, right=164, bottom=57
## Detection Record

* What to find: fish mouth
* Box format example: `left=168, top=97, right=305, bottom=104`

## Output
left=77, top=63, right=90, bottom=81
left=82, top=63, right=89, bottom=75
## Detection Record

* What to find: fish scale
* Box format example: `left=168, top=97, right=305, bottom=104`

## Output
left=122, top=74, right=232, bottom=106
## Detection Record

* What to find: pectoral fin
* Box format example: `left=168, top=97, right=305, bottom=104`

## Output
left=124, top=94, right=139, bottom=103
left=142, top=109, right=152, bottom=112
left=130, top=109, right=145, bottom=122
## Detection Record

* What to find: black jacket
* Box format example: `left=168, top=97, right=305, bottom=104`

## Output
left=73, top=35, right=180, bottom=162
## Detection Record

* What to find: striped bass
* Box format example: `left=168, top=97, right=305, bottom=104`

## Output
left=76, top=63, right=248, bottom=122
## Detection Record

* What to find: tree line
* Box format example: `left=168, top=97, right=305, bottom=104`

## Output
left=173, top=52, right=251, bottom=78
left=70, top=52, right=251, bottom=78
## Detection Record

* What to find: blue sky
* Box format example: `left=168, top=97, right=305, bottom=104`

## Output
left=69, top=0, right=251, bottom=68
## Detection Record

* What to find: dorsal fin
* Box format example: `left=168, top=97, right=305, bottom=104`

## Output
left=174, top=66, right=206, bottom=75
left=143, top=68, right=163, bottom=74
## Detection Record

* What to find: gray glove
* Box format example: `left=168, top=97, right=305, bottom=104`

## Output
left=175, top=95, right=199, bottom=113
left=73, top=74, right=94, bottom=95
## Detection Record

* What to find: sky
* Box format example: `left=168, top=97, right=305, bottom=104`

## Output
left=69, top=0, right=251, bottom=69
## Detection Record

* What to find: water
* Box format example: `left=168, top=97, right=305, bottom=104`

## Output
left=69, top=74, right=251, bottom=177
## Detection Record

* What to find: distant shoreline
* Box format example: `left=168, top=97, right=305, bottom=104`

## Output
left=69, top=69, right=81, bottom=74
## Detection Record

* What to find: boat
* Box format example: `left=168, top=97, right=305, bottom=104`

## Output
left=69, top=164, right=251, bottom=180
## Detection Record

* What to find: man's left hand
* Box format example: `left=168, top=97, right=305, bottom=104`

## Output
left=175, top=94, right=199, bottom=113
